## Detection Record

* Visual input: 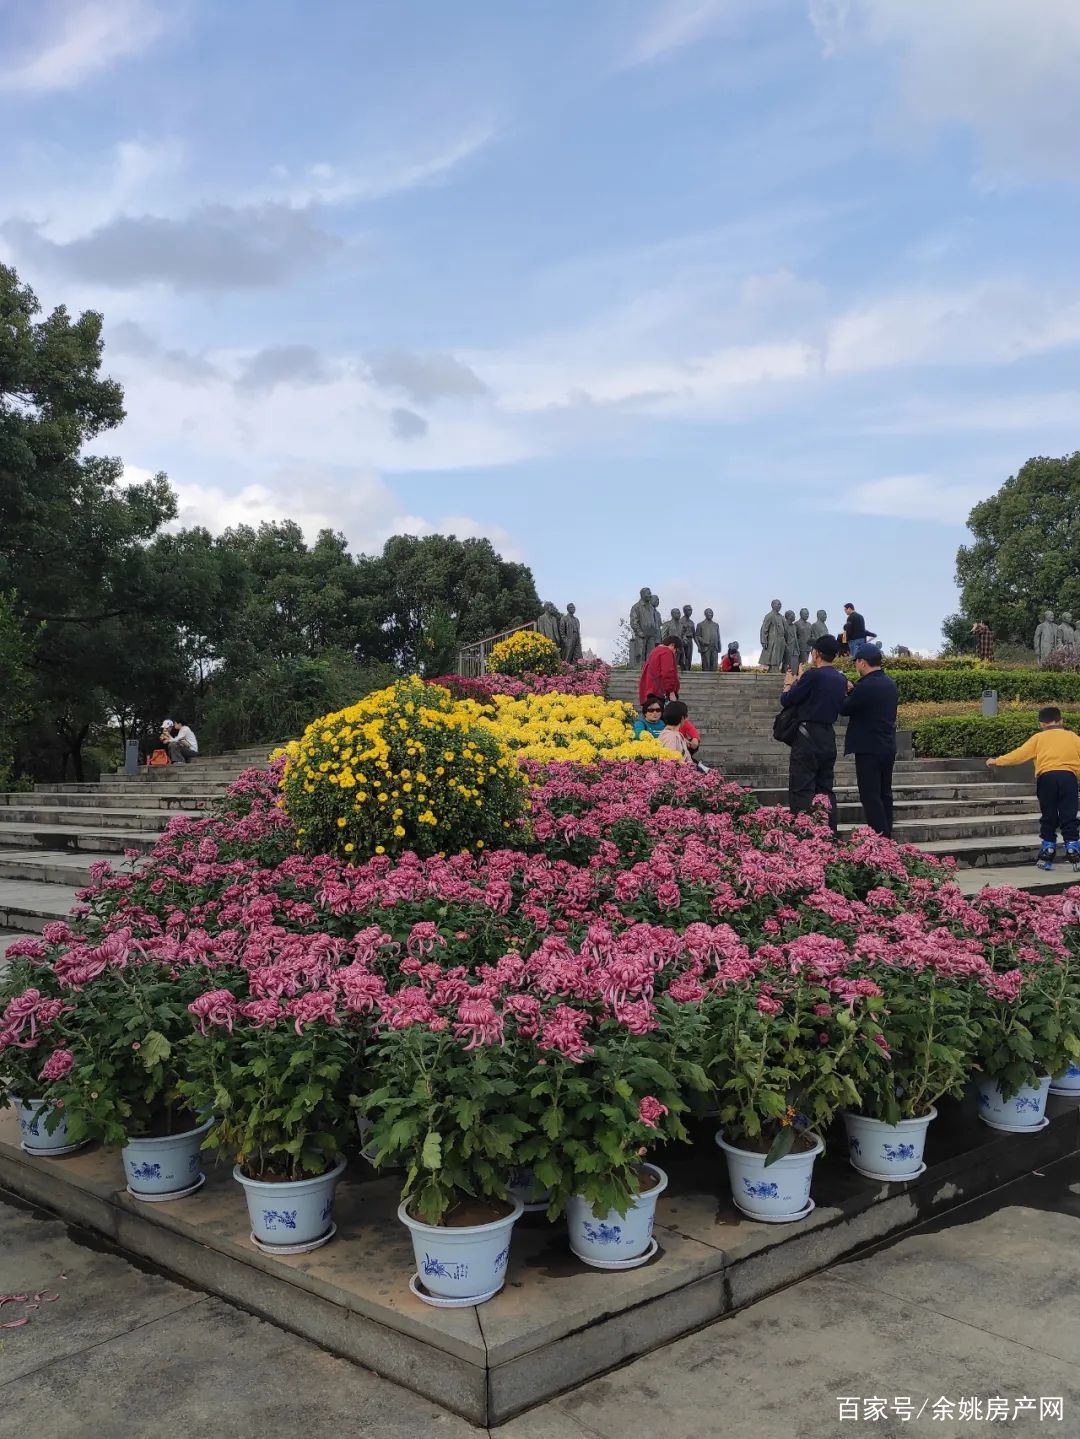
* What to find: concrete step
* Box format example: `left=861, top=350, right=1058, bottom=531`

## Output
left=860, top=813, right=1042, bottom=845
left=0, top=880, right=81, bottom=931
left=0, top=850, right=126, bottom=886
left=18, top=790, right=217, bottom=812
left=100, top=766, right=251, bottom=784
left=920, top=835, right=1078, bottom=869
left=0, top=823, right=158, bottom=856
left=0, top=805, right=179, bottom=832
left=954, top=864, right=1080, bottom=896
left=753, top=782, right=1031, bottom=805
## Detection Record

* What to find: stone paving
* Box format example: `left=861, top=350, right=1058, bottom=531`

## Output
left=2, top=1155, right=1077, bottom=1439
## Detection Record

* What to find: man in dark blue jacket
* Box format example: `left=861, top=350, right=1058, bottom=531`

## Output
left=780, top=633, right=848, bottom=830
left=840, top=644, right=899, bottom=836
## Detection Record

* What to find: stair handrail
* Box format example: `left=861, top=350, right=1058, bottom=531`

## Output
left=457, top=622, right=538, bottom=677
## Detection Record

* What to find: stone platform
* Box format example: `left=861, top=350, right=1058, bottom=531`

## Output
left=2, top=1095, right=1077, bottom=1426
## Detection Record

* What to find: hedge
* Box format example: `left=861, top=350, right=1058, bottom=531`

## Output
left=912, top=713, right=1080, bottom=758
left=890, top=669, right=1080, bottom=704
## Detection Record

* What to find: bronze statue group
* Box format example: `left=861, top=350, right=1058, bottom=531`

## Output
left=628, top=589, right=741, bottom=673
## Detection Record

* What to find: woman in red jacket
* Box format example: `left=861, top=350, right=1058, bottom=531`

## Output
left=638, top=636, right=680, bottom=707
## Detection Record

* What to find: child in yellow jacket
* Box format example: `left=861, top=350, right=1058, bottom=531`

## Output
left=987, top=707, right=1080, bottom=870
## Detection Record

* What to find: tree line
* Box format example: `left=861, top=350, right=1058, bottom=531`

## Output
left=0, top=265, right=539, bottom=783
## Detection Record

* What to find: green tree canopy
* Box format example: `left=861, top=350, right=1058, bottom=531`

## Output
left=953, top=453, right=1080, bottom=645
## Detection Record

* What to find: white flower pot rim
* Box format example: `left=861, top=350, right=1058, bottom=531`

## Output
left=715, top=1131, right=824, bottom=1161
left=126, top=1114, right=216, bottom=1145
left=399, top=1192, right=524, bottom=1235
left=842, top=1106, right=938, bottom=1126
left=233, top=1152, right=347, bottom=1188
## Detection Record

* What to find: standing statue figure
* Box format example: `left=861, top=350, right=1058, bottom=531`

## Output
left=662, top=608, right=684, bottom=668
left=536, top=601, right=562, bottom=646
left=560, top=602, right=582, bottom=663
left=795, top=607, right=813, bottom=666
left=695, top=608, right=721, bottom=671
left=1056, top=611, right=1077, bottom=651
left=1034, top=610, right=1058, bottom=667
left=809, top=608, right=829, bottom=642
left=759, top=599, right=787, bottom=671
left=628, top=588, right=660, bottom=666
left=679, top=604, right=696, bottom=670
left=782, top=609, right=799, bottom=673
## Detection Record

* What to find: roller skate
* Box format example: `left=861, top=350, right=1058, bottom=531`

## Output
left=1036, top=843, right=1056, bottom=872
left=1066, top=841, right=1080, bottom=873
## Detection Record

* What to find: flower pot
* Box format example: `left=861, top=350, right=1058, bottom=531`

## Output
left=1049, top=1063, right=1080, bottom=1097
left=977, top=1075, right=1051, bottom=1132
left=234, top=1153, right=346, bottom=1253
left=508, top=1167, right=553, bottom=1214
left=567, top=1164, right=667, bottom=1267
left=13, top=1098, right=87, bottom=1157
left=122, top=1115, right=215, bottom=1200
left=716, top=1131, right=823, bottom=1222
left=398, top=1194, right=524, bottom=1304
left=843, top=1109, right=936, bottom=1182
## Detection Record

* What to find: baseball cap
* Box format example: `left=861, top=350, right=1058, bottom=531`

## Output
left=858, top=644, right=883, bottom=666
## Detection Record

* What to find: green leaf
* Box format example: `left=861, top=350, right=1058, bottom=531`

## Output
left=763, top=1127, right=796, bottom=1168
left=421, top=1130, right=443, bottom=1171
left=140, top=1030, right=171, bottom=1070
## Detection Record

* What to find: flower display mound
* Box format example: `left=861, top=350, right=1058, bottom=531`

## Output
left=429, top=658, right=609, bottom=700
left=4, top=756, right=1079, bottom=1234
left=279, top=676, right=528, bottom=861
left=462, top=691, right=672, bottom=765
left=486, top=629, right=561, bottom=677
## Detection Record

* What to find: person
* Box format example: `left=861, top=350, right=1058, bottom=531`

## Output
left=987, top=708, right=1080, bottom=871
left=840, top=603, right=876, bottom=661
left=840, top=644, right=898, bottom=837
left=167, top=719, right=199, bottom=765
left=655, top=701, right=693, bottom=763
left=721, top=641, right=742, bottom=672
left=779, top=634, right=848, bottom=831
left=971, top=621, right=995, bottom=663
left=638, top=635, right=680, bottom=707
left=633, top=700, right=664, bottom=740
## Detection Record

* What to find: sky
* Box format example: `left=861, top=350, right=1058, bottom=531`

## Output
left=2, top=0, right=1080, bottom=660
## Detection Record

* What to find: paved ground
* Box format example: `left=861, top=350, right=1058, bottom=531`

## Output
left=1, top=1157, right=1078, bottom=1439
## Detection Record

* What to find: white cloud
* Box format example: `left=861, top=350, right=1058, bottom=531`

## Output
left=623, top=0, right=744, bottom=67
left=262, top=126, right=497, bottom=207
left=0, top=0, right=168, bottom=94
left=844, top=474, right=986, bottom=524
left=809, top=0, right=1080, bottom=179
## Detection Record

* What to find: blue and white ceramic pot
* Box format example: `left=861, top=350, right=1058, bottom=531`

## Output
left=234, top=1153, right=346, bottom=1251
left=1049, top=1063, right=1080, bottom=1097
left=14, top=1098, right=84, bottom=1156
left=977, top=1075, right=1051, bottom=1131
left=716, top=1131, right=823, bottom=1221
left=567, top=1164, right=667, bottom=1265
left=843, top=1108, right=936, bottom=1181
left=399, top=1193, right=524, bottom=1302
left=122, top=1115, right=215, bottom=1199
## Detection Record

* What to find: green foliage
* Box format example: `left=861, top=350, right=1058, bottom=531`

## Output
left=0, top=591, right=34, bottom=787
left=973, top=962, right=1080, bottom=1099
left=954, top=452, right=1080, bottom=645
left=913, top=713, right=1080, bottom=758
left=855, top=974, right=981, bottom=1123
left=892, top=668, right=1080, bottom=703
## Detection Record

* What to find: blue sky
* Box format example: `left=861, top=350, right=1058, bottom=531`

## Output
left=3, top=0, right=1080, bottom=658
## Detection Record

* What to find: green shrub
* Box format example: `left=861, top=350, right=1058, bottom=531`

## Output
left=913, top=713, right=1080, bottom=758
left=891, top=669, right=1080, bottom=704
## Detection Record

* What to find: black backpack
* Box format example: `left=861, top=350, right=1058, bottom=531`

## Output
left=772, top=703, right=802, bottom=746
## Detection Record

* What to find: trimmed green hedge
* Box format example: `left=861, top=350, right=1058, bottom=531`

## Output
left=913, top=713, right=1080, bottom=758
left=890, top=669, right=1080, bottom=704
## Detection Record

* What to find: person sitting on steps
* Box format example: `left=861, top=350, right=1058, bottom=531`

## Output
left=167, top=719, right=199, bottom=765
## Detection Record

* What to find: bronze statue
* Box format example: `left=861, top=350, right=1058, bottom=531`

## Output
left=809, top=608, right=829, bottom=642
left=662, top=608, right=684, bottom=668
left=561, top=602, right=582, bottom=663
left=1057, top=611, right=1077, bottom=650
left=695, top=608, right=720, bottom=671
left=537, top=601, right=562, bottom=646
left=795, top=607, right=813, bottom=666
left=680, top=604, right=696, bottom=670
left=1035, top=610, right=1058, bottom=667
left=783, top=608, right=799, bottom=673
left=628, top=588, right=659, bottom=666
left=759, top=599, right=786, bottom=671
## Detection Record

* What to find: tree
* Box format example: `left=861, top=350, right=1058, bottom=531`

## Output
left=360, top=534, right=539, bottom=673
left=953, top=453, right=1080, bottom=645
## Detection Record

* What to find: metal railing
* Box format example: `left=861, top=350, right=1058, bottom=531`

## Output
left=457, top=622, right=538, bottom=677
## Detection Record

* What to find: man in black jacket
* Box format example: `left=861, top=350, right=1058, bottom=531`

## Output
left=840, top=645, right=899, bottom=836
left=780, top=634, right=849, bottom=831
left=841, top=602, right=876, bottom=660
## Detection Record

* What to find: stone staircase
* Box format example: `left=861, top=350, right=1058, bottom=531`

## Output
left=608, top=669, right=1059, bottom=895
left=0, top=747, right=272, bottom=952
